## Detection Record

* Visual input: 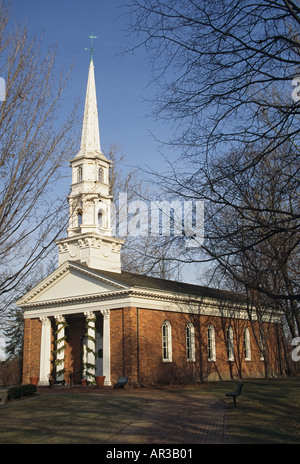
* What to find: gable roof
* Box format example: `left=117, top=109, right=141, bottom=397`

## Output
left=17, top=260, right=244, bottom=308
left=16, top=261, right=128, bottom=306
left=97, top=268, right=244, bottom=303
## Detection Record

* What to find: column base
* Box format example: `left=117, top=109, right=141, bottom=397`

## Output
left=38, top=381, right=49, bottom=386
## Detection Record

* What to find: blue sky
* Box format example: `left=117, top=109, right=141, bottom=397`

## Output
left=9, top=0, right=169, bottom=171
left=6, top=0, right=204, bottom=287
left=0, top=1, right=204, bottom=359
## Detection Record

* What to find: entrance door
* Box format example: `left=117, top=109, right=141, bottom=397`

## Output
left=95, top=332, right=103, bottom=376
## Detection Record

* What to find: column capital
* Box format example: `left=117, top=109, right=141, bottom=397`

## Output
left=84, top=311, right=95, bottom=319
left=54, top=315, right=66, bottom=323
left=39, top=316, right=51, bottom=326
left=101, top=309, right=110, bottom=319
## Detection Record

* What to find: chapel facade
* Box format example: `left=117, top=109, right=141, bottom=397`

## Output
left=18, top=55, right=283, bottom=387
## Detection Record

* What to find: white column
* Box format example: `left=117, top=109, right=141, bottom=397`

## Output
left=101, top=309, right=111, bottom=386
left=54, top=315, right=66, bottom=383
left=39, top=316, right=51, bottom=386
left=84, top=311, right=96, bottom=383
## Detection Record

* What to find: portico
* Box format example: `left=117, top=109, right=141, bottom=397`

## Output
left=24, top=298, right=111, bottom=386
left=19, top=260, right=120, bottom=386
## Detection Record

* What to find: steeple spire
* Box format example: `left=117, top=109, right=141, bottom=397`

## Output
left=80, top=49, right=101, bottom=155
left=56, top=47, right=123, bottom=273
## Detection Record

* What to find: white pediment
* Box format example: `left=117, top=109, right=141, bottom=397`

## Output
left=17, top=262, right=128, bottom=306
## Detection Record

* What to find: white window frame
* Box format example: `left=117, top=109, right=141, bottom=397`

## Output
left=227, top=326, right=234, bottom=361
left=244, top=327, right=251, bottom=361
left=186, top=323, right=195, bottom=362
left=77, top=209, right=82, bottom=226
left=259, top=332, right=265, bottom=361
left=77, top=165, right=83, bottom=183
left=207, top=324, right=216, bottom=362
left=162, top=321, right=172, bottom=362
left=98, top=166, right=104, bottom=182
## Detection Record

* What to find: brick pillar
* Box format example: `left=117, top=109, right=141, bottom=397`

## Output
left=22, top=318, right=42, bottom=384
left=122, top=307, right=138, bottom=384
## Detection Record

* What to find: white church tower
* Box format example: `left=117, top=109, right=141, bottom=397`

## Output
left=56, top=50, right=123, bottom=272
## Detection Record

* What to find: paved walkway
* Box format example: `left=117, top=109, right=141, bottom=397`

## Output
left=102, top=390, right=228, bottom=444
left=37, top=386, right=230, bottom=444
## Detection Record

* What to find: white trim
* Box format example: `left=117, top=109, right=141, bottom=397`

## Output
left=39, top=317, right=51, bottom=385
left=186, top=323, right=195, bottom=362
left=244, top=327, right=251, bottom=361
left=207, top=324, right=216, bottom=362
left=162, top=320, right=172, bottom=362
left=84, top=311, right=96, bottom=382
left=17, top=261, right=128, bottom=306
left=101, top=309, right=111, bottom=385
left=18, top=262, right=281, bottom=324
left=22, top=290, right=281, bottom=323
left=227, top=326, right=234, bottom=361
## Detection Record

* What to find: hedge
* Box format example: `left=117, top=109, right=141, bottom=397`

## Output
left=7, top=384, right=37, bottom=400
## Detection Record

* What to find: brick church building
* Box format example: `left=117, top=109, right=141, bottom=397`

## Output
left=17, top=53, right=283, bottom=387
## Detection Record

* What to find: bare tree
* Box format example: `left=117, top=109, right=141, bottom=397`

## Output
left=107, top=143, right=183, bottom=278
left=124, top=1, right=300, bottom=350
left=125, top=2, right=300, bottom=281
left=0, top=3, right=79, bottom=315
left=126, top=0, right=300, bottom=162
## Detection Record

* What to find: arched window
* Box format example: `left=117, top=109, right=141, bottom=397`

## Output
left=77, top=210, right=82, bottom=226
left=207, top=324, right=216, bottom=362
left=162, top=321, right=172, bottom=362
left=98, top=167, right=104, bottom=182
left=259, top=332, right=265, bottom=361
left=77, top=165, right=83, bottom=183
left=186, top=323, right=195, bottom=361
left=244, top=327, right=251, bottom=361
left=227, top=326, right=234, bottom=361
left=98, top=206, right=106, bottom=228
left=98, top=211, right=103, bottom=227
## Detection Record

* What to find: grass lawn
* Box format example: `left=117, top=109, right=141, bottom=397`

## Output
left=0, top=392, right=149, bottom=444
left=0, top=378, right=299, bottom=444
left=187, top=377, right=300, bottom=444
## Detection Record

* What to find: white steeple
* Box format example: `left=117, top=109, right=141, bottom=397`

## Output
left=56, top=51, right=123, bottom=273
left=80, top=58, right=101, bottom=155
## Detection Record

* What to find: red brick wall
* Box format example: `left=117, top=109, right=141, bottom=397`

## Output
left=22, top=307, right=282, bottom=386
left=22, top=318, right=42, bottom=384
left=109, top=307, right=282, bottom=385
left=110, top=307, right=139, bottom=383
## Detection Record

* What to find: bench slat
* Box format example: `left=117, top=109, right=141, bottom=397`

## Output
left=225, top=382, right=243, bottom=407
left=114, top=377, right=129, bottom=389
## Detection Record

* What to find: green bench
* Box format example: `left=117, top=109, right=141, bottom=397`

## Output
left=225, top=382, right=243, bottom=407
left=114, top=377, right=129, bottom=389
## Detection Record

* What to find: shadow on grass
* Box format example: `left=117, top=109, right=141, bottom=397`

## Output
left=0, top=393, right=149, bottom=444
left=1, top=378, right=300, bottom=444
left=195, top=377, right=300, bottom=444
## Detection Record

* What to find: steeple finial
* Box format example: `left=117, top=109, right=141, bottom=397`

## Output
left=85, top=34, right=98, bottom=63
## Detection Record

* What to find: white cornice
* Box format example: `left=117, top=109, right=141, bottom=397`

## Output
left=21, top=285, right=282, bottom=323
